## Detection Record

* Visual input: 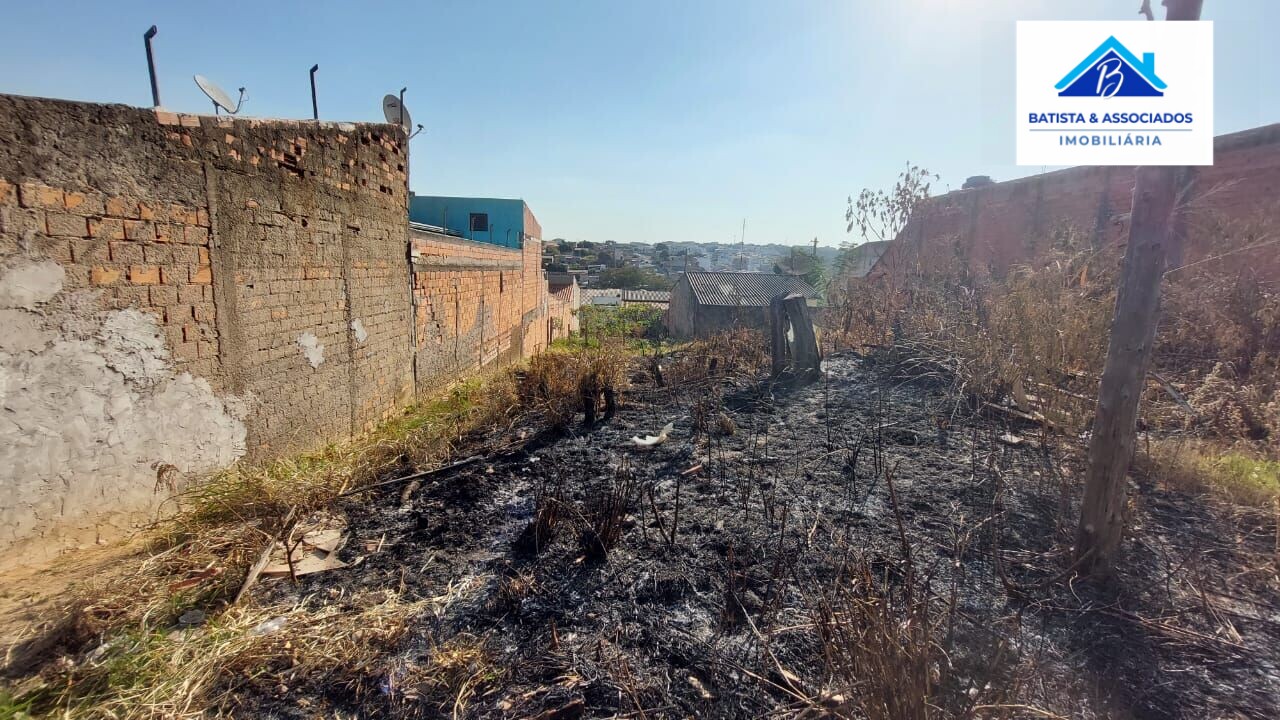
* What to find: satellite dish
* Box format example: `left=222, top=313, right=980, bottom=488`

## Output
left=194, top=74, right=245, bottom=114
left=382, top=94, right=412, bottom=130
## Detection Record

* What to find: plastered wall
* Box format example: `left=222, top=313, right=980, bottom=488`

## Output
left=0, top=94, right=574, bottom=567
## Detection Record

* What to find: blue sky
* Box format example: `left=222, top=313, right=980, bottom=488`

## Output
left=0, top=1, right=1274, bottom=246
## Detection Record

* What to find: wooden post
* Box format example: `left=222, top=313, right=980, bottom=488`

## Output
left=770, top=295, right=789, bottom=377
left=770, top=293, right=820, bottom=379
left=782, top=294, right=821, bottom=376
left=1076, top=0, right=1203, bottom=575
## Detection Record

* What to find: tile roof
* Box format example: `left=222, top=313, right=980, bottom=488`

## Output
left=682, top=272, right=819, bottom=308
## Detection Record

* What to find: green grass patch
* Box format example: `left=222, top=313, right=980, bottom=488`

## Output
left=1147, top=440, right=1280, bottom=506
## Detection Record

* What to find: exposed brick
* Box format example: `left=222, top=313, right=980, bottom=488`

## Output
left=161, top=266, right=186, bottom=285
left=105, top=196, right=140, bottom=219
left=191, top=265, right=213, bottom=285
left=185, top=226, right=210, bottom=245
left=29, top=236, right=73, bottom=264
left=45, top=211, right=89, bottom=237
left=109, top=242, right=144, bottom=264
left=19, top=183, right=64, bottom=209
left=90, top=266, right=122, bottom=286
left=143, top=244, right=174, bottom=263
left=88, top=217, right=126, bottom=240
left=128, top=265, right=160, bottom=285
left=149, top=285, right=178, bottom=306
left=154, top=223, right=177, bottom=243
left=178, top=283, right=205, bottom=303
left=124, top=220, right=153, bottom=241
left=0, top=179, right=16, bottom=205
left=70, top=238, right=110, bottom=263
left=154, top=109, right=180, bottom=126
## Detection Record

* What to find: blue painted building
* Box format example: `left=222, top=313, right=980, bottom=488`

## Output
left=408, top=195, right=542, bottom=249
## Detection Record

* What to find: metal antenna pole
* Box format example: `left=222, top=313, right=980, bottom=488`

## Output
left=143, top=26, right=160, bottom=107
left=398, top=87, right=407, bottom=131
left=309, top=64, right=319, bottom=120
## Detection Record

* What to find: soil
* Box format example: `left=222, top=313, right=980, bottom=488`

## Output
left=228, top=352, right=1280, bottom=718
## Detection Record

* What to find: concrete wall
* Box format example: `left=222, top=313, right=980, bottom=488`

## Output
left=873, top=123, right=1280, bottom=280
left=0, top=94, right=572, bottom=567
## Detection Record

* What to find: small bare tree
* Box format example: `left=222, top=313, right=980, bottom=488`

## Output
left=1076, top=0, right=1205, bottom=575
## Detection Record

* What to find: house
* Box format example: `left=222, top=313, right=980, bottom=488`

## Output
left=408, top=194, right=541, bottom=248
left=667, top=271, right=820, bottom=338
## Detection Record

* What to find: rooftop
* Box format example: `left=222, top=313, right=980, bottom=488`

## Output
left=682, top=271, right=819, bottom=308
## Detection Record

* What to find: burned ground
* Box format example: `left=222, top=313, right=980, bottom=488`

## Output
left=203, top=350, right=1280, bottom=719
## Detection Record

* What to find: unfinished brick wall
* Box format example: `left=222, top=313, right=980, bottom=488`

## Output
left=874, top=123, right=1280, bottom=280
left=0, top=94, right=575, bottom=565
left=410, top=230, right=572, bottom=391
left=0, top=95, right=414, bottom=562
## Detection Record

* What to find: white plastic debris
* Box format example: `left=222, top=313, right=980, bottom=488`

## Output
left=251, top=616, right=288, bottom=636
left=631, top=422, right=675, bottom=448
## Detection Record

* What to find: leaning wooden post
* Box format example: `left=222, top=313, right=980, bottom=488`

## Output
left=1076, top=0, right=1203, bottom=576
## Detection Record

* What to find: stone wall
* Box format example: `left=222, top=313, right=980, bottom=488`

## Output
left=0, top=94, right=572, bottom=567
left=873, top=123, right=1280, bottom=280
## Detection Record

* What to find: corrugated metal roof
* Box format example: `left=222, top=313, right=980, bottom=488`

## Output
left=683, top=272, right=819, bottom=307
left=622, top=290, right=671, bottom=303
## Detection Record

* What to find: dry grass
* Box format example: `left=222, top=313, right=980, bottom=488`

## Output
left=14, top=590, right=428, bottom=719
left=664, top=328, right=770, bottom=386
left=515, top=343, right=629, bottom=428
left=812, top=553, right=1026, bottom=720
left=0, top=366, right=529, bottom=718
left=830, top=212, right=1279, bottom=446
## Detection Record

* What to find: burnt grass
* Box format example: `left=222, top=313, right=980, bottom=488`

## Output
left=240, top=351, right=1280, bottom=719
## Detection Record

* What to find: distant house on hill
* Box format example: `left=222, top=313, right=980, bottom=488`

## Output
left=667, top=271, right=820, bottom=338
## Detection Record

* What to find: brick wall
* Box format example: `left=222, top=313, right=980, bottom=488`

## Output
left=874, top=123, right=1280, bottom=280
left=409, top=230, right=574, bottom=391
left=0, top=94, right=575, bottom=565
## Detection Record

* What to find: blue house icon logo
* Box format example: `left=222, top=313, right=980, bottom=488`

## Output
left=1055, top=36, right=1166, bottom=97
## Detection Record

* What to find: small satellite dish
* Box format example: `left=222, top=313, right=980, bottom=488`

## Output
left=194, top=74, right=245, bottom=115
left=382, top=94, right=412, bottom=130
left=382, top=93, right=424, bottom=138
